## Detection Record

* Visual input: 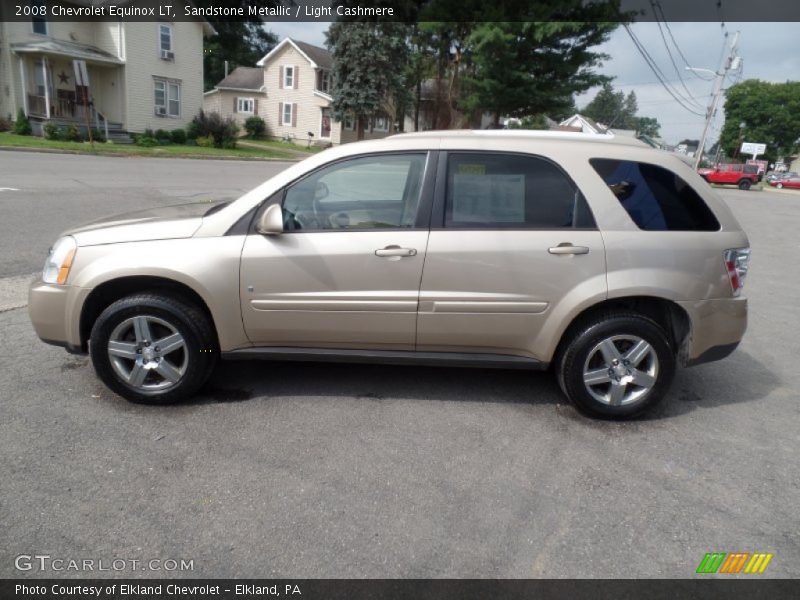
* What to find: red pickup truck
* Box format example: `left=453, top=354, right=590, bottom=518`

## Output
left=698, top=163, right=760, bottom=190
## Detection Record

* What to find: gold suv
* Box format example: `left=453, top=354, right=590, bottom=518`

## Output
left=28, top=131, right=750, bottom=418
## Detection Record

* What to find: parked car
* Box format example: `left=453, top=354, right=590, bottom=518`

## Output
left=769, top=174, right=800, bottom=189
left=29, top=131, right=751, bottom=419
left=700, top=163, right=760, bottom=190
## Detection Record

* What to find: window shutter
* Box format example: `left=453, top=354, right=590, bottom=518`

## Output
left=292, top=103, right=297, bottom=127
left=279, top=66, right=283, bottom=89
left=253, top=99, right=258, bottom=116
left=294, top=66, right=298, bottom=89
left=278, top=102, right=283, bottom=125
left=233, top=97, right=238, bottom=113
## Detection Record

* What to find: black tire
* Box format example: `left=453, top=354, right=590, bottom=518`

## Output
left=557, top=312, right=676, bottom=419
left=738, top=179, right=752, bottom=190
left=89, top=293, right=218, bottom=404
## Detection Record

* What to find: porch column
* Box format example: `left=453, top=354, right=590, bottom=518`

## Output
left=42, top=57, right=51, bottom=119
left=18, top=57, right=28, bottom=115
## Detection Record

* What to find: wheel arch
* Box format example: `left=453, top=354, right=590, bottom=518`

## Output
left=79, top=276, right=220, bottom=352
left=552, top=296, right=692, bottom=367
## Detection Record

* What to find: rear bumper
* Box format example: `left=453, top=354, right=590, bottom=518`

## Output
left=677, top=297, right=747, bottom=365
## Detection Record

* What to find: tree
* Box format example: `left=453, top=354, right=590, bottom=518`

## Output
left=326, top=22, right=410, bottom=139
left=582, top=84, right=641, bottom=128
left=719, top=79, right=800, bottom=163
left=199, top=16, right=277, bottom=90
left=636, top=116, right=660, bottom=138
left=460, top=20, right=619, bottom=127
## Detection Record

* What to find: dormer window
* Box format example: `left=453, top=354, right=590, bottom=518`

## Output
left=283, top=66, right=294, bottom=88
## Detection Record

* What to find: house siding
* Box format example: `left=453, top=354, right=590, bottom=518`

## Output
left=202, top=89, right=267, bottom=133
left=122, top=21, right=205, bottom=133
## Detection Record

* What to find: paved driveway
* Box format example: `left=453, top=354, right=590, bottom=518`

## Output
left=0, top=153, right=797, bottom=578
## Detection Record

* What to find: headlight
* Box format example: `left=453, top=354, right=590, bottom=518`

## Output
left=42, top=236, right=77, bottom=284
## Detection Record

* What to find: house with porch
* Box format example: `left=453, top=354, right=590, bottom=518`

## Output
left=0, top=5, right=213, bottom=140
left=203, top=38, right=396, bottom=146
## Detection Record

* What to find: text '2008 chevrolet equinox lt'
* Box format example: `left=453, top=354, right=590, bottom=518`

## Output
left=28, top=131, right=750, bottom=419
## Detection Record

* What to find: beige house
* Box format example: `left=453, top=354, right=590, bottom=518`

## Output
left=203, top=38, right=396, bottom=146
left=0, top=4, right=213, bottom=140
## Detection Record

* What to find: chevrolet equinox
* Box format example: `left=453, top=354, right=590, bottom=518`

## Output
left=28, top=131, right=750, bottom=418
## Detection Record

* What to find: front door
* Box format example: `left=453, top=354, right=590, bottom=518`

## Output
left=320, top=107, right=331, bottom=139
left=240, top=152, right=432, bottom=349
left=417, top=151, right=607, bottom=359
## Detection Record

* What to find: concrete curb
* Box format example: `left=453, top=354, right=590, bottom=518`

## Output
left=0, top=145, right=301, bottom=163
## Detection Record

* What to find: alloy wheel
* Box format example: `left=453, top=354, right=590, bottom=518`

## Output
left=582, top=335, right=659, bottom=406
left=107, top=315, right=188, bottom=393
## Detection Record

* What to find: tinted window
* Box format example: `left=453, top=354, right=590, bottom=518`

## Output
left=444, top=153, right=594, bottom=229
left=283, top=153, right=426, bottom=231
left=590, top=159, right=720, bottom=231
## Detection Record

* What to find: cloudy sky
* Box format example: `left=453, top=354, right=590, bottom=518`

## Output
left=267, top=21, right=799, bottom=145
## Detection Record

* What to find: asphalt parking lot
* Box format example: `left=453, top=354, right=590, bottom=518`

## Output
left=1, top=151, right=798, bottom=578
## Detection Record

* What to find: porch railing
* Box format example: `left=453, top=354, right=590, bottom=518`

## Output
left=27, top=94, right=110, bottom=140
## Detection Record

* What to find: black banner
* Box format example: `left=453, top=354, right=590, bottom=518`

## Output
left=2, top=579, right=800, bottom=600
left=1, top=0, right=800, bottom=23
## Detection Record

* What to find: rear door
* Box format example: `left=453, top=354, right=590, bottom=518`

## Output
left=240, top=152, right=434, bottom=350
left=416, top=151, right=607, bottom=360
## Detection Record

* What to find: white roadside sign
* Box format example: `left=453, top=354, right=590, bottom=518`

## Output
left=741, top=142, right=767, bottom=156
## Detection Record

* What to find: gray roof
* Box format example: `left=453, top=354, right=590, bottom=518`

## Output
left=215, top=67, right=264, bottom=91
left=10, top=38, right=122, bottom=64
left=292, top=39, right=332, bottom=70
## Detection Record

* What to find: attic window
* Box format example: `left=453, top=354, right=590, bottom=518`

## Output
left=284, top=66, right=294, bottom=88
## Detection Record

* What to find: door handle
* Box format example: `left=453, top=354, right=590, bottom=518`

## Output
left=375, top=246, right=417, bottom=257
left=548, top=243, right=590, bottom=255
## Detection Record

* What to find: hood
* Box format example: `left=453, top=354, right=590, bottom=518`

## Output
left=65, top=201, right=229, bottom=247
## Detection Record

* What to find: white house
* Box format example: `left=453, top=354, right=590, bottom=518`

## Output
left=203, top=38, right=396, bottom=146
left=0, top=3, right=213, bottom=139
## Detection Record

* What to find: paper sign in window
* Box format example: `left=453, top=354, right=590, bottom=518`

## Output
left=451, top=174, right=525, bottom=222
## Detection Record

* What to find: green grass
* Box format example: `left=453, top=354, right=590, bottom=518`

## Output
left=239, top=138, right=326, bottom=154
left=0, top=132, right=299, bottom=160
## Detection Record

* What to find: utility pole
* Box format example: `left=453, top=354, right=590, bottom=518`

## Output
left=691, top=31, right=741, bottom=170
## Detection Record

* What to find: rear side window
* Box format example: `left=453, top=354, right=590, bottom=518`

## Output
left=444, top=153, right=595, bottom=229
left=589, top=159, right=719, bottom=231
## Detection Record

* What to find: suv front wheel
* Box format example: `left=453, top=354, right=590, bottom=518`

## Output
left=557, top=313, right=676, bottom=419
left=89, top=293, right=218, bottom=404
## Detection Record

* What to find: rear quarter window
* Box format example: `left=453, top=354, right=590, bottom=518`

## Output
left=589, top=158, right=720, bottom=231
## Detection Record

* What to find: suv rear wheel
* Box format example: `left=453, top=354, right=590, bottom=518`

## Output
left=89, top=293, right=217, bottom=404
left=738, top=179, right=752, bottom=190
left=557, top=313, right=676, bottom=419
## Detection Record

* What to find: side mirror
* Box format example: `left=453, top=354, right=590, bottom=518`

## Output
left=256, top=204, right=284, bottom=235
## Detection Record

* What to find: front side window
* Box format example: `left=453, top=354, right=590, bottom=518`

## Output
left=373, top=116, right=390, bottom=132
left=282, top=102, right=293, bottom=126
left=283, top=153, right=427, bottom=231
left=284, top=66, right=294, bottom=88
left=237, top=97, right=254, bottom=114
left=159, top=24, right=173, bottom=54
left=590, top=159, right=720, bottom=231
left=154, top=78, right=180, bottom=117
left=444, top=153, right=594, bottom=229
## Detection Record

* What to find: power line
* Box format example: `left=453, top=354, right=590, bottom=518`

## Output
left=653, top=1, right=713, bottom=81
left=651, top=1, right=706, bottom=110
left=623, top=24, right=705, bottom=117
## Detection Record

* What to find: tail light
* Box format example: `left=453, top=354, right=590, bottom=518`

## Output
left=723, top=248, right=751, bottom=296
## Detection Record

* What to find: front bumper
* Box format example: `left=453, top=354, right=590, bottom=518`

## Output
left=677, top=296, right=748, bottom=366
left=28, top=279, right=85, bottom=353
